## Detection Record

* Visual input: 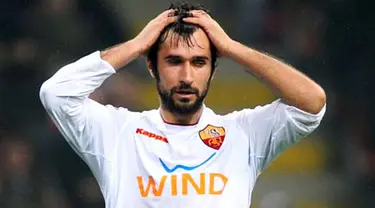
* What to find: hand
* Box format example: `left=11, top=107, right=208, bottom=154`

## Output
left=182, top=10, right=234, bottom=57
left=133, top=9, right=177, bottom=55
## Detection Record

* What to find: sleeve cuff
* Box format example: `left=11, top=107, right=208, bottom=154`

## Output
left=283, top=101, right=326, bottom=134
left=95, top=51, right=116, bottom=74
left=286, top=102, right=326, bottom=121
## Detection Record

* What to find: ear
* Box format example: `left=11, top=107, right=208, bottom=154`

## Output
left=146, top=59, right=156, bottom=79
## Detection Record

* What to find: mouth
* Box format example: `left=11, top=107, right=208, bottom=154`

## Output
left=175, top=90, right=195, bottom=95
left=174, top=90, right=197, bottom=100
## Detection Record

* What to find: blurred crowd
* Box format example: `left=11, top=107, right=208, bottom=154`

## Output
left=0, top=0, right=373, bottom=207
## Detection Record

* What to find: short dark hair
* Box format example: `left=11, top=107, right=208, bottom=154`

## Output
left=147, top=1, right=218, bottom=80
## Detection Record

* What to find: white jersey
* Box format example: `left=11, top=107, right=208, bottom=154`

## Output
left=40, top=51, right=326, bottom=208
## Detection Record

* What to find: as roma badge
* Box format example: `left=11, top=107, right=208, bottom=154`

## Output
left=199, top=125, right=225, bottom=150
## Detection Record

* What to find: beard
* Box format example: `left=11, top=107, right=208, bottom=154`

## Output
left=157, top=81, right=210, bottom=115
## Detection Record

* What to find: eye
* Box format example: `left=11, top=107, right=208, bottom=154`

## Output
left=192, top=59, right=207, bottom=67
left=166, top=58, right=181, bottom=65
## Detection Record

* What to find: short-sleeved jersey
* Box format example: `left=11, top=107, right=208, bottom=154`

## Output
left=40, top=51, right=326, bottom=208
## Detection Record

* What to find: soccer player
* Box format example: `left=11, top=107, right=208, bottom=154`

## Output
left=39, top=2, right=326, bottom=208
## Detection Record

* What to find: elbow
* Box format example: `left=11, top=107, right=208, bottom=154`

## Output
left=39, top=81, right=51, bottom=102
left=39, top=80, right=59, bottom=110
left=308, top=86, right=327, bottom=114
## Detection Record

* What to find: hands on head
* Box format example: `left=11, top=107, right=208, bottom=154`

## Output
left=133, top=6, right=233, bottom=58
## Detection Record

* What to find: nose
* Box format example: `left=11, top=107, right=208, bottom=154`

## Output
left=179, top=62, right=194, bottom=85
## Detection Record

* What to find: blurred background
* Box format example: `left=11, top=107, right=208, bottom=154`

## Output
left=0, top=0, right=373, bottom=207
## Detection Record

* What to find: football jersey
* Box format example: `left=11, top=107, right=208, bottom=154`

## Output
left=40, top=51, right=326, bottom=208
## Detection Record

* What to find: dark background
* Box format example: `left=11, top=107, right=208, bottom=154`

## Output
left=0, top=0, right=373, bottom=207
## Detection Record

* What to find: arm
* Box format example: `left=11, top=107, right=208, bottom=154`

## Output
left=225, top=41, right=326, bottom=114
left=39, top=51, right=131, bottom=157
left=101, top=9, right=177, bottom=70
left=40, top=9, right=177, bottom=164
left=231, top=98, right=326, bottom=173
left=99, top=40, right=140, bottom=70
left=183, top=11, right=326, bottom=114
left=185, top=10, right=326, bottom=173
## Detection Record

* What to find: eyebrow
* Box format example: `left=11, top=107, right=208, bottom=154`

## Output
left=164, top=55, right=210, bottom=61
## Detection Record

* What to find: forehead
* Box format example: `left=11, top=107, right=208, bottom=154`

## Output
left=158, top=28, right=211, bottom=59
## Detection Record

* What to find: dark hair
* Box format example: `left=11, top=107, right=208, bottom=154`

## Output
left=147, top=1, right=218, bottom=80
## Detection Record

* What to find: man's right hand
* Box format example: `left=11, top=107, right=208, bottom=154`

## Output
left=101, top=9, right=177, bottom=70
left=133, top=9, right=177, bottom=55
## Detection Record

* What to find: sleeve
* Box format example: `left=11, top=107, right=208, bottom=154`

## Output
left=39, top=51, right=138, bottom=168
left=235, top=99, right=326, bottom=173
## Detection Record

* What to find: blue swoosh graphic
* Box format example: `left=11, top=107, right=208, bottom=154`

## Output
left=159, top=152, right=216, bottom=173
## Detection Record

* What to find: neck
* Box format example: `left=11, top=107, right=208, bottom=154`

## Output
left=160, top=106, right=204, bottom=125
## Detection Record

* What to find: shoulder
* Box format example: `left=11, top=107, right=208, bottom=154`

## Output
left=218, top=99, right=295, bottom=118
left=203, top=100, right=284, bottom=128
left=203, top=106, right=246, bottom=125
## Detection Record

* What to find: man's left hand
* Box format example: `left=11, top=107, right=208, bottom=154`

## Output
left=183, top=10, right=234, bottom=57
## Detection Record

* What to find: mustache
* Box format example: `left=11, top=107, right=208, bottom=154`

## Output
left=170, top=83, right=199, bottom=95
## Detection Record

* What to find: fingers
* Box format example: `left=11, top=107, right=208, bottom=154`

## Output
left=161, top=9, right=178, bottom=23
left=155, top=9, right=211, bottom=27
left=182, top=17, right=200, bottom=25
left=152, top=9, right=177, bottom=27
left=189, top=10, right=211, bottom=18
left=158, top=9, right=209, bottom=20
left=182, top=10, right=211, bottom=26
left=159, top=9, right=175, bottom=18
left=164, top=15, right=178, bottom=25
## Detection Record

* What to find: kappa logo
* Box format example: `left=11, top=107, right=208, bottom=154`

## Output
left=136, top=128, right=168, bottom=143
left=199, top=125, right=225, bottom=150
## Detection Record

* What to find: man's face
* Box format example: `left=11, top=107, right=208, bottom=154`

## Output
left=153, top=28, right=214, bottom=115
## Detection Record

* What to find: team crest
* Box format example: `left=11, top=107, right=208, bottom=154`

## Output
left=199, top=125, right=225, bottom=150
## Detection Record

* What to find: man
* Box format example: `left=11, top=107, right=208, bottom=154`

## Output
left=40, top=2, right=326, bottom=208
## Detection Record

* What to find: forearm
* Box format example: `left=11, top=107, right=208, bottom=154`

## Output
left=100, top=39, right=141, bottom=70
left=227, top=40, right=326, bottom=114
left=40, top=51, right=123, bottom=152
left=40, top=51, right=115, bottom=110
left=42, top=39, right=140, bottom=98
